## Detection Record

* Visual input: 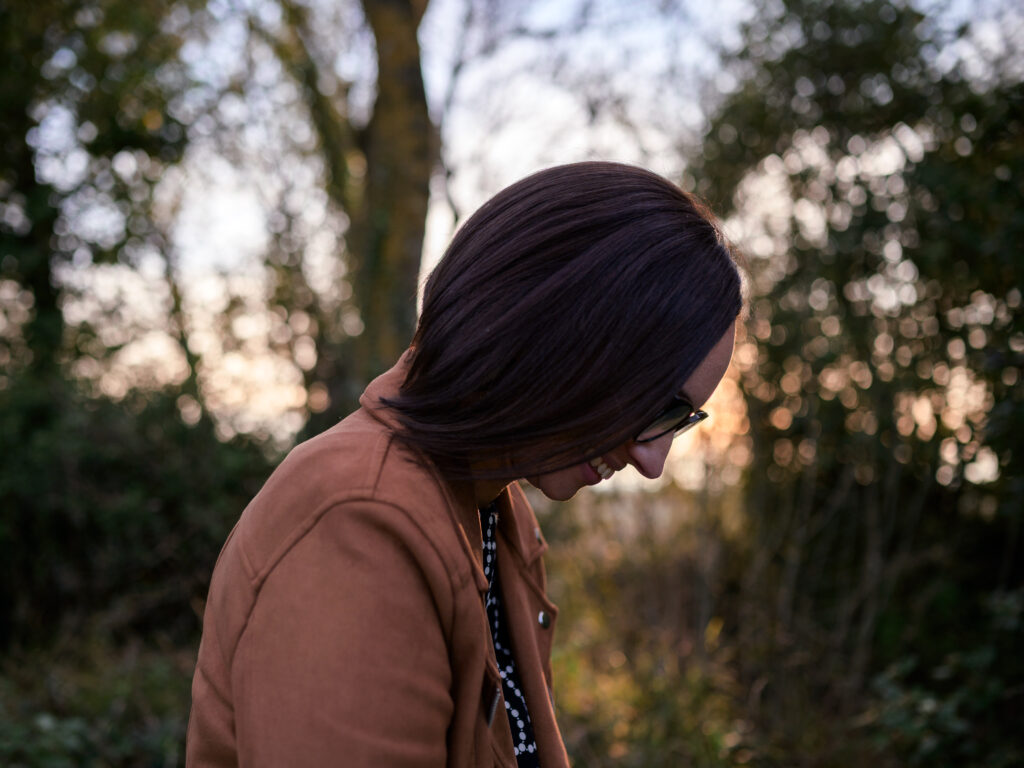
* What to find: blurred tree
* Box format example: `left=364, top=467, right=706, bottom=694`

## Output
left=240, top=0, right=435, bottom=435
left=688, top=0, right=1023, bottom=761
left=0, top=0, right=199, bottom=385
left=0, top=0, right=218, bottom=643
left=1, top=0, right=436, bottom=432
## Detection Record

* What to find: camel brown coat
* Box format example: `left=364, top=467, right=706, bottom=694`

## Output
left=186, top=354, right=570, bottom=767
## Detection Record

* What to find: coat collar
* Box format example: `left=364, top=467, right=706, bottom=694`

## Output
left=357, top=349, right=545, bottom=586
left=358, top=347, right=417, bottom=437
left=359, top=349, right=488, bottom=592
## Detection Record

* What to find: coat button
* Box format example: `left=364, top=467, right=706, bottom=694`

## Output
left=537, top=610, right=551, bottom=629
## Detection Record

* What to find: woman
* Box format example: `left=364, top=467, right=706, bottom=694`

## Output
left=187, top=162, right=742, bottom=767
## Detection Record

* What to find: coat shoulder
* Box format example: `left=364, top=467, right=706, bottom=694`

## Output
left=231, top=407, right=469, bottom=590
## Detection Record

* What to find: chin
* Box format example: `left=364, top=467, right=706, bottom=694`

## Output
left=527, top=476, right=583, bottom=502
left=544, top=489, right=577, bottom=502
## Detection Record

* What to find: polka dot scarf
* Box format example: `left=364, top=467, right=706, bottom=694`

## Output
left=481, top=503, right=541, bottom=767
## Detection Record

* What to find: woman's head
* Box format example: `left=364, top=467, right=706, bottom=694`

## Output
left=383, top=161, right=743, bottom=482
left=525, top=317, right=736, bottom=500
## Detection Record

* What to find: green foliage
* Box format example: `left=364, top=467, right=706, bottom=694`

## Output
left=865, top=589, right=1024, bottom=767
left=0, top=372, right=272, bottom=646
left=687, top=0, right=1024, bottom=761
left=545, top=492, right=759, bottom=768
left=0, top=633, right=192, bottom=767
left=542, top=487, right=895, bottom=768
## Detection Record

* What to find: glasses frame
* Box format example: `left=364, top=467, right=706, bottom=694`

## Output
left=633, top=395, right=708, bottom=443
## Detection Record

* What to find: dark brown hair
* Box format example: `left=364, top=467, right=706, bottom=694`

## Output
left=383, top=161, right=742, bottom=480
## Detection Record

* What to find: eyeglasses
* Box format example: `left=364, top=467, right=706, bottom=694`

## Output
left=633, top=395, right=708, bottom=443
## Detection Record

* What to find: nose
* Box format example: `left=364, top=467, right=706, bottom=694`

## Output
left=625, top=432, right=675, bottom=479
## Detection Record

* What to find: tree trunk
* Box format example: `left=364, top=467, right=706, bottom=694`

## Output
left=302, top=0, right=435, bottom=436
left=352, top=0, right=434, bottom=381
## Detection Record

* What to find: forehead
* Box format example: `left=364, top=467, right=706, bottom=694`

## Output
left=679, top=320, right=736, bottom=407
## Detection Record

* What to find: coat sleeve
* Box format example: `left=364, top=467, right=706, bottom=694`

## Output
left=231, top=500, right=456, bottom=767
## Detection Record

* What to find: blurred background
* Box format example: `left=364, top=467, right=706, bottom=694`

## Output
left=1, top=0, right=1021, bottom=765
